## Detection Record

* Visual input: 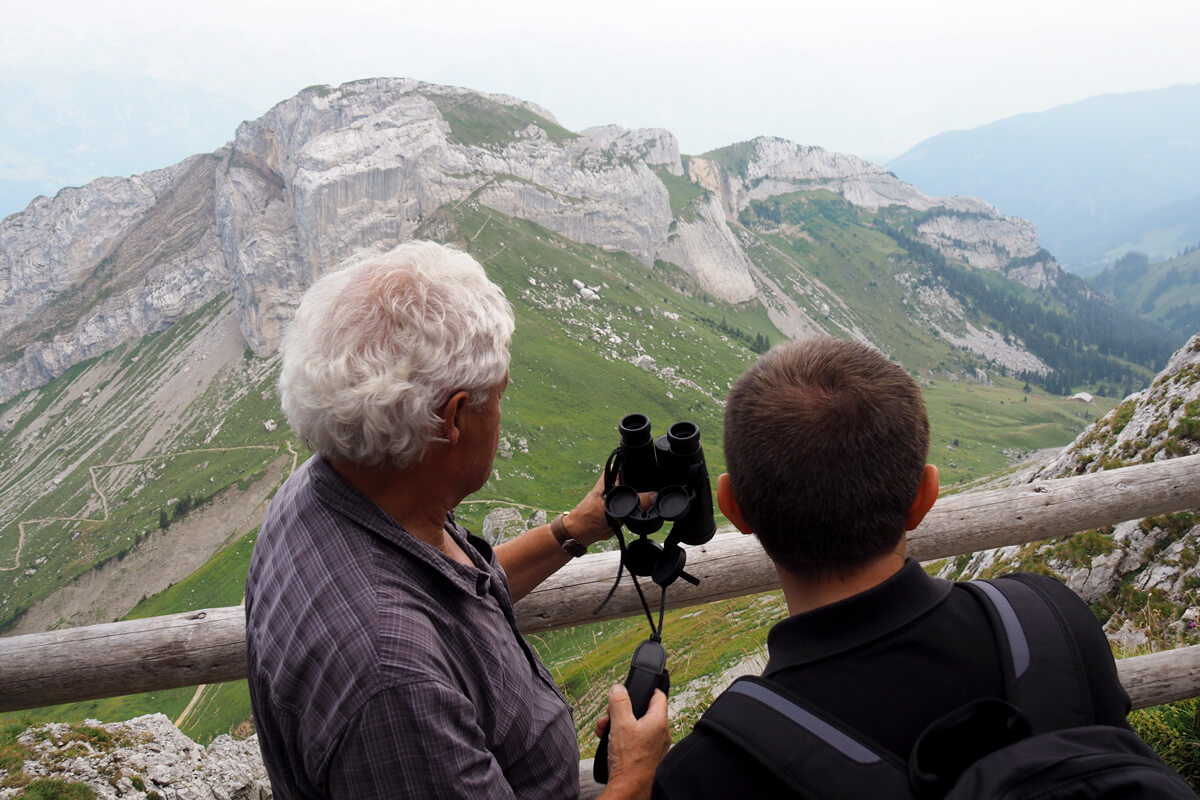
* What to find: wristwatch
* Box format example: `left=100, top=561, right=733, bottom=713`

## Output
left=551, top=513, right=589, bottom=558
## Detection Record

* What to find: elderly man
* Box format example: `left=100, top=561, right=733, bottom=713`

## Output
left=246, top=241, right=669, bottom=800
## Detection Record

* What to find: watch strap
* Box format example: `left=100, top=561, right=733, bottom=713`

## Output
left=551, top=513, right=588, bottom=558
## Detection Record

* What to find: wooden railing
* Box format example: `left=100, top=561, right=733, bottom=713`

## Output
left=1, top=454, right=1199, bottom=795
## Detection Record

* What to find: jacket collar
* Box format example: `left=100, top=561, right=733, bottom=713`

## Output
left=764, top=559, right=953, bottom=675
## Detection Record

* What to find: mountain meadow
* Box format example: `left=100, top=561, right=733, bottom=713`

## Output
left=1, top=78, right=1197, bottom=779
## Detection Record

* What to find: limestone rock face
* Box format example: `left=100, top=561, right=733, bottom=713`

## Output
left=217, top=79, right=694, bottom=353
left=916, top=213, right=1046, bottom=273
left=0, top=154, right=230, bottom=401
left=581, top=125, right=683, bottom=175
left=0, top=79, right=1071, bottom=401
left=0, top=714, right=269, bottom=800
left=0, top=78, right=706, bottom=394
left=657, top=194, right=757, bottom=303
left=688, top=136, right=1062, bottom=291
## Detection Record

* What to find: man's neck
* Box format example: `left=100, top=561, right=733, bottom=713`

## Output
left=777, top=542, right=907, bottom=616
left=328, top=456, right=468, bottom=562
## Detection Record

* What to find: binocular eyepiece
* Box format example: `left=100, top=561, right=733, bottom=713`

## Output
left=603, top=413, right=716, bottom=587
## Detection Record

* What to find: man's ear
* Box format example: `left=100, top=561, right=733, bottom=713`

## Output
left=439, top=391, right=470, bottom=445
left=716, top=473, right=753, bottom=535
left=906, top=464, right=939, bottom=531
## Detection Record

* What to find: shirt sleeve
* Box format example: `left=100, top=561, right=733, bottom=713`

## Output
left=324, top=680, right=519, bottom=800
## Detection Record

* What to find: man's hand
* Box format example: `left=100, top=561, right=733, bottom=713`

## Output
left=569, top=474, right=656, bottom=548
left=565, top=473, right=612, bottom=547
left=596, top=684, right=671, bottom=800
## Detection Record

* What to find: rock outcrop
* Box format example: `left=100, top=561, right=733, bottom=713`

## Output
left=0, top=154, right=229, bottom=400
left=218, top=79, right=697, bottom=353
left=657, top=193, right=757, bottom=302
left=688, top=137, right=1063, bottom=290
left=1035, top=332, right=1200, bottom=479
left=940, top=331, right=1200, bottom=645
left=0, top=714, right=269, bottom=800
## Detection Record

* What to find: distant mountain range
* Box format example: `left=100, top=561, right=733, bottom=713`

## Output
left=888, top=84, right=1200, bottom=273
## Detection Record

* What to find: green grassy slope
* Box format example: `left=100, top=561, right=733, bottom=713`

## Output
left=437, top=203, right=784, bottom=531
left=0, top=296, right=294, bottom=632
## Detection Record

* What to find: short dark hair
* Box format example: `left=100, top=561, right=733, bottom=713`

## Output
left=724, top=337, right=930, bottom=578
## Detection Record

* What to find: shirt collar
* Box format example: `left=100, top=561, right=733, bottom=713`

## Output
left=763, top=559, right=953, bottom=675
left=307, top=453, right=495, bottom=596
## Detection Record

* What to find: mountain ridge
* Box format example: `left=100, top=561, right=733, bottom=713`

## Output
left=2, top=76, right=1088, bottom=404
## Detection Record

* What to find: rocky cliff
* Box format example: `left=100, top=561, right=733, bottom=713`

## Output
left=687, top=136, right=1063, bottom=289
left=1, top=78, right=1068, bottom=402
left=941, top=331, right=1200, bottom=649
left=0, top=154, right=229, bottom=400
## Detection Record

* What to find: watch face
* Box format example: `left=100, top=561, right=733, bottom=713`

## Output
left=562, top=538, right=588, bottom=558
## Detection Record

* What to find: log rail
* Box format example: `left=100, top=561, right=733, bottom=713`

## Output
left=1, top=455, right=1199, bottom=793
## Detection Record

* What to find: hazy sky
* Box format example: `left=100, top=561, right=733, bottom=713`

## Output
left=5, top=0, right=1200, bottom=165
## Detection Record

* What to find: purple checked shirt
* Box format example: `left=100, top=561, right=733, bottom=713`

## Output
left=246, top=454, right=579, bottom=799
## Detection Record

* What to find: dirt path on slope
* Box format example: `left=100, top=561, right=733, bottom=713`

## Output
left=6, top=453, right=291, bottom=635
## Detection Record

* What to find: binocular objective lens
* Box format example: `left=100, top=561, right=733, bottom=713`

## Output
left=655, top=486, right=692, bottom=520
left=604, top=485, right=641, bottom=518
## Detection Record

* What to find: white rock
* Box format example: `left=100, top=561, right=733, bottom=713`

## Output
left=482, top=507, right=526, bottom=545
left=4, top=714, right=269, bottom=800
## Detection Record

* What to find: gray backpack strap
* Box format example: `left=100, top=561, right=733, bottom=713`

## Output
left=962, top=578, right=1095, bottom=732
left=697, top=676, right=913, bottom=798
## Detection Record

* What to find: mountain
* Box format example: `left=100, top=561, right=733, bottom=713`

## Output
left=0, top=78, right=1175, bottom=408
left=887, top=84, right=1200, bottom=273
left=4, top=75, right=1161, bottom=636
left=1078, top=194, right=1200, bottom=268
left=1089, top=250, right=1200, bottom=341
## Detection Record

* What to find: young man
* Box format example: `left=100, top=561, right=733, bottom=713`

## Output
left=651, top=337, right=1131, bottom=798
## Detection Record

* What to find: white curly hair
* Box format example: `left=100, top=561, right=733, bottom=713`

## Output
left=279, top=240, right=514, bottom=468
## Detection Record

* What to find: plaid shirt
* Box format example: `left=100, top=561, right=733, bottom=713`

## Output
left=246, top=455, right=579, bottom=799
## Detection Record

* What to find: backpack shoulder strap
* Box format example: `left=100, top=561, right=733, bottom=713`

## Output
left=696, top=676, right=912, bottom=799
left=961, top=577, right=1095, bottom=731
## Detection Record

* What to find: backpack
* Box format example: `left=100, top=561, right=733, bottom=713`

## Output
left=695, top=577, right=1196, bottom=799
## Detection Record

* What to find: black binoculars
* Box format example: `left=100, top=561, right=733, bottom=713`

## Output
left=603, top=413, right=716, bottom=587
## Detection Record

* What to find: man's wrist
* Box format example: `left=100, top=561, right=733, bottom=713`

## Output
left=551, top=513, right=589, bottom=557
